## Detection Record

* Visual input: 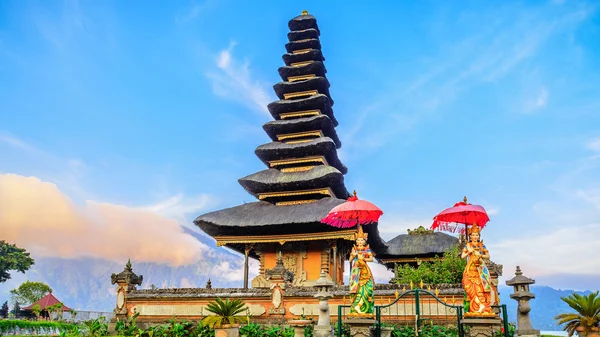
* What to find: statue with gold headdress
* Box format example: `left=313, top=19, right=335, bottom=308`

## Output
left=461, top=224, right=499, bottom=316
left=348, top=225, right=375, bottom=317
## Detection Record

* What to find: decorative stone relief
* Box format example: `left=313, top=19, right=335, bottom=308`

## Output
left=117, top=291, right=125, bottom=309
left=251, top=275, right=269, bottom=288
left=290, top=304, right=341, bottom=316
left=130, top=304, right=266, bottom=317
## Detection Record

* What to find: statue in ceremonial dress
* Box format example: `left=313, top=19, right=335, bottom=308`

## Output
left=348, top=225, right=375, bottom=317
left=461, top=224, right=499, bottom=316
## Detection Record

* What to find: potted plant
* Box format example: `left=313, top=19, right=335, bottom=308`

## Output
left=554, top=291, right=600, bottom=337
left=202, top=298, right=247, bottom=337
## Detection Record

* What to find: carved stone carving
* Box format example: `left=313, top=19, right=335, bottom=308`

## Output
left=251, top=275, right=269, bottom=288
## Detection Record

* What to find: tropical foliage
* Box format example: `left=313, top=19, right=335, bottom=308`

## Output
left=392, top=245, right=466, bottom=285
left=201, top=298, right=248, bottom=328
left=10, top=280, right=53, bottom=306
left=554, top=291, right=600, bottom=336
left=0, top=240, right=35, bottom=283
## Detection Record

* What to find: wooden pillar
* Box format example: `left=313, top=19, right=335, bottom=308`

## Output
left=243, top=244, right=253, bottom=289
left=332, top=244, right=338, bottom=285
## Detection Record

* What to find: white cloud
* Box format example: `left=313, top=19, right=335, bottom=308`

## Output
left=0, top=132, right=37, bottom=151
left=586, top=137, right=600, bottom=153
left=377, top=213, right=433, bottom=241
left=489, top=223, right=600, bottom=278
left=206, top=42, right=274, bottom=116
left=213, top=261, right=245, bottom=281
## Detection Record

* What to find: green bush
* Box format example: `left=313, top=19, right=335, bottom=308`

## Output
left=0, top=319, right=77, bottom=335
left=392, top=245, right=466, bottom=285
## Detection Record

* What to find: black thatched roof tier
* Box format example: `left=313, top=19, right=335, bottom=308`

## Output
left=378, top=231, right=459, bottom=260
left=268, top=94, right=337, bottom=125
left=278, top=62, right=327, bottom=82
left=255, top=137, right=347, bottom=174
left=195, top=198, right=344, bottom=237
left=285, top=39, right=322, bottom=54
left=282, top=50, right=325, bottom=66
left=238, top=166, right=347, bottom=198
left=288, top=13, right=319, bottom=33
left=288, top=28, right=320, bottom=42
left=274, top=77, right=331, bottom=102
left=263, top=115, right=341, bottom=148
left=194, top=197, right=388, bottom=254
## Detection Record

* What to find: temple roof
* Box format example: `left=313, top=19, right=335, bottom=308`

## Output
left=287, top=28, right=320, bottom=41
left=273, top=77, right=332, bottom=102
left=255, top=138, right=347, bottom=174
left=285, top=39, right=322, bottom=54
left=238, top=166, right=347, bottom=198
left=194, top=197, right=388, bottom=254
left=282, top=50, right=325, bottom=66
left=278, top=61, right=327, bottom=81
left=194, top=198, right=347, bottom=237
left=378, top=229, right=459, bottom=259
left=22, top=293, right=71, bottom=311
left=262, top=115, right=341, bottom=148
left=288, top=13, right=319, bottom=33
left=267, top=94, right=337, bottom=125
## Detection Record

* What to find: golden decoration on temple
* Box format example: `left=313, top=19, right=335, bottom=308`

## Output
left=427, top=285, right=431, bottom=292
left=420, top=280, right=424, bottom=289
left=409, top=281, right=414, bottom=289
left=435, top=288, right=439, bottom=297
left=402, top=285, right=406, bottom=292
left=395, top=290, right=399, bottom=298
left=302, top=10, right=308, bottom=15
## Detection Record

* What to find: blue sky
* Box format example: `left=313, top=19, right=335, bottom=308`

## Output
left=1, top=0, right=600, bottom=290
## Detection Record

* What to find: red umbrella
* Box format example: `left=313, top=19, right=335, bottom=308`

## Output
left=431, top=196, right=490, bottom=234
left=321, top=190, right=383, bottom=229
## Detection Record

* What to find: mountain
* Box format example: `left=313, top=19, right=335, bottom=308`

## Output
left=0, top=228, right=247, bottom=312
left=499, top=285, right=595, bottom=331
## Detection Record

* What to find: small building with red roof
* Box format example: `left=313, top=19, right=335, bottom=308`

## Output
left=22, top=292, right=71, bottom=314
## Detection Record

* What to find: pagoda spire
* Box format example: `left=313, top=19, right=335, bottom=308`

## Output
left=238, top=11, right=349, bottom=206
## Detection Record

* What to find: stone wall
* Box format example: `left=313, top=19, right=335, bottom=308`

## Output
left=123, top=284, right=465, bottom=324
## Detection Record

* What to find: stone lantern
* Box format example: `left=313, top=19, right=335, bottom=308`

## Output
left=313, top=270, right=335, bottom=337
left=505, top=266, right=540, bottom=337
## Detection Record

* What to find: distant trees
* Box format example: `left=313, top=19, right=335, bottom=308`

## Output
left=0, top=240, right=35, bottom=283
left=0, top=301, right=8, bottom=318
left=10, top=281, right=53, bottom=307
left=392, top=245, right=467, bottom=285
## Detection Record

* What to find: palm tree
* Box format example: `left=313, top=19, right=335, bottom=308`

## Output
left=554, top=291, right=600, bottom=336
left=202, top=298, right=248, bottom=328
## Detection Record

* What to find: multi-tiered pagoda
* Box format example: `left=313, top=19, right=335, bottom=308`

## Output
left=194, top=11, right=386, bottom=288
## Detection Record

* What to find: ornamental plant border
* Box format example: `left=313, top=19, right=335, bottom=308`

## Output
left=0, top=320, right=77, bottom=336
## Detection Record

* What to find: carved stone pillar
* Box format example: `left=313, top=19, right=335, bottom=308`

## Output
left=265, top=254, right=293, bottom=316
left=110, top=259, right=143, bottom=321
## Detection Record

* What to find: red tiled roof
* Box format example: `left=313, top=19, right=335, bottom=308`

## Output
left=22, top=293, right=71, bottom=311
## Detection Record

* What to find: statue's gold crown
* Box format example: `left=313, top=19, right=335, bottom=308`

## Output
left=469, top=224, right=482, bottom=234
left=354, top=225, right=368, bottom=240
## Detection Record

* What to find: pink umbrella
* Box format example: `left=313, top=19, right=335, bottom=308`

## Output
left=431, top=197, right=490, bottom=234
left=321, top=191, right=383, bottom=229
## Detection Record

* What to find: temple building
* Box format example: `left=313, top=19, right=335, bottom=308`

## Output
left=377, top=226, right=459, bottom=269
left=112, top=11, right=492, bottom=325
left=194, top=10, right=387, bottom=288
